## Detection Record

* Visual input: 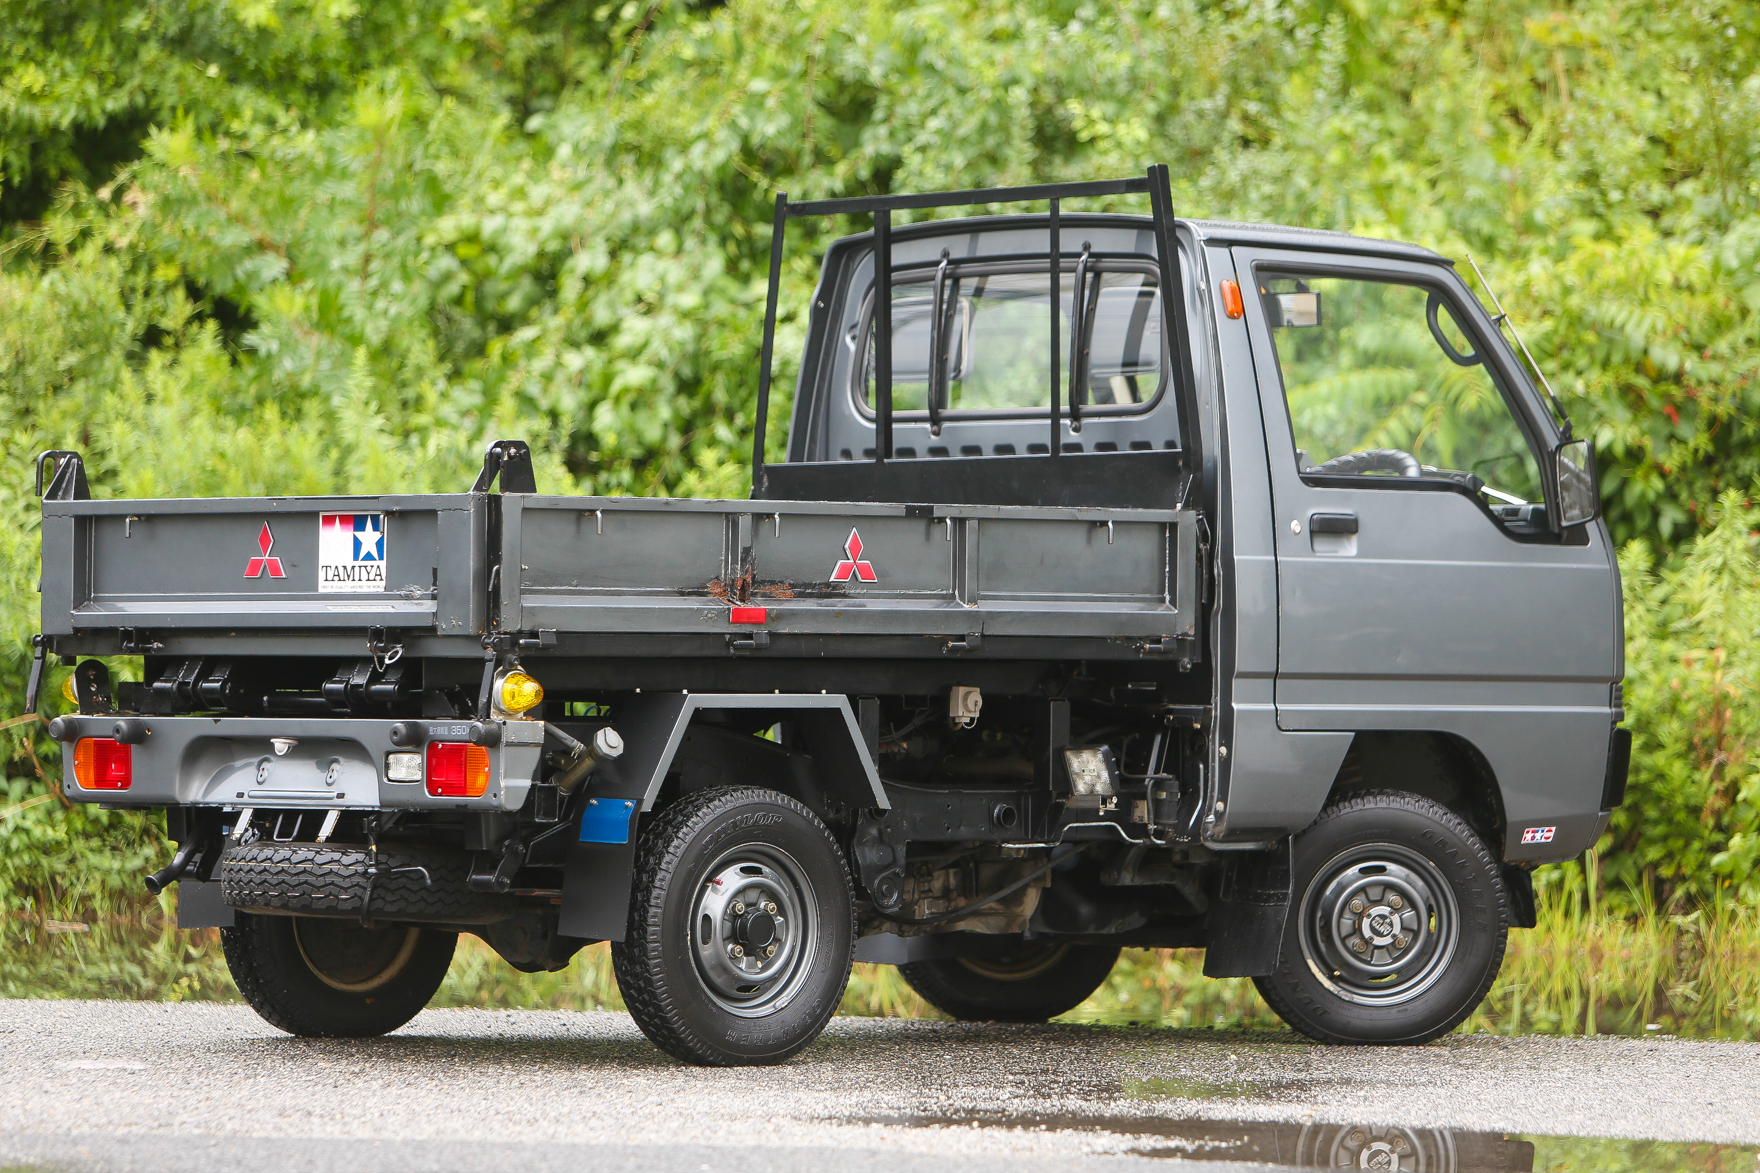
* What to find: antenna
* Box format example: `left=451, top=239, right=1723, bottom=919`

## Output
left=1467, top=254, right=1571, bottom=440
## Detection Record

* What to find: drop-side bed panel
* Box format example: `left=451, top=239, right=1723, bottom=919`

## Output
left=500, top=495, right=1200, bottom=646
left=40, top=495, right=486, bottom=634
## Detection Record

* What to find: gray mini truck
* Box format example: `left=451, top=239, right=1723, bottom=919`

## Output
left=33, top=166, right=1628, bottom=1064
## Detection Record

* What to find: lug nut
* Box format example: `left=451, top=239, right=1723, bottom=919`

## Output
left=1348, top=1131, right=1366, bottom=1146
left=1349, top=897, right=1366, bottom=913
left=1388, top=893, right=1404, bottom=910
left=765, top=944, right=776, bottom=957
left=1394, top=935, right=1409, bottom=950
left=731, top=901, right=746, bottom=915
left=1351, top=938, right=1369, bottom=953
left=764, top=901, right=777, bottom=914
left=730, top=945, right=744, bottom=957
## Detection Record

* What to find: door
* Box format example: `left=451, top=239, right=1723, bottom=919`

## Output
left=1234, top=247, right=1618, bottom=857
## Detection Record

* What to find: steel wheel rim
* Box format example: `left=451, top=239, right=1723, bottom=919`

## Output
left=689, top=843, right=820, bottom=1018
left=957, top=943, right=1071, bottom=982
left=293, top=919, right=421, bottom=993
left=1297, top=845, right=1458, bottom=1008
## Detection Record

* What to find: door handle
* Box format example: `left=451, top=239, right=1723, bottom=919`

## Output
left=1309, top=513, right=1358, bottom=535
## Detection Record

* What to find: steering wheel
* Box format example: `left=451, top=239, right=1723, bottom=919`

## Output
left=1309, top=448, right=1423, bottom=478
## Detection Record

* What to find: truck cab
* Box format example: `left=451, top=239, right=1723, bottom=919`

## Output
left=35, top=167, right=1625, bottom=1064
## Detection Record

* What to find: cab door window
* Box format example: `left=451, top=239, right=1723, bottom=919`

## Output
left=1259, top=271, right=1545, bottom=528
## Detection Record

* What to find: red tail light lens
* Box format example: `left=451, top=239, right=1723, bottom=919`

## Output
left=73, top=737, right=132, bottom=790
left=426, top=742, right=490, bottom=798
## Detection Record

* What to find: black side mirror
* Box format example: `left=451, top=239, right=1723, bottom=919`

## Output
left=1554, top=437, right=1598, bottom=528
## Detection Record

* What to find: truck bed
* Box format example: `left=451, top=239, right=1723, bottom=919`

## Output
left=43, top=492, right=1201, bottom=659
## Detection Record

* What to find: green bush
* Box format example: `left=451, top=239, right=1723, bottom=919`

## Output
left=1, top=0, right=1757, bottom=928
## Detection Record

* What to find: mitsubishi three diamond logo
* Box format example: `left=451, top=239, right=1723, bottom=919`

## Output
left=243, top=522, right=286, bottom=579
left=830, top=527, right=877, bottom=582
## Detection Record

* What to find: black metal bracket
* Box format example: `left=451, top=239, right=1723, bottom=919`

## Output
left=118, top=628, right=164, bottom=654
left=748, top=165, right=1203, bottom=500
left=24, top=635, right=46, bottom=714
left=517, top=629, right=557, bottom=654
left=36, top=450, right=90, bottom=501
left=471, top=439, right=537, bottom=494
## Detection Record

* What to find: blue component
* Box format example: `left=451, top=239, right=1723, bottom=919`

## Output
left=579, top=797, right=636, bottom=844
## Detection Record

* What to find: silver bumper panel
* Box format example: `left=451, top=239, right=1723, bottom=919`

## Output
left=55, top=716, right=544, bottom=812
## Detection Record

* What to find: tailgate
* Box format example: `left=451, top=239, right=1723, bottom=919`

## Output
left=41, top=495, right=486, bottom=634
left=499, top=495, right=1200, bottom=645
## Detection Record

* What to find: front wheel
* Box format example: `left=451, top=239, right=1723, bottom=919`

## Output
left=612, top=786, right=855, bottom=1066
left=221, top=912, right=456, bottom=1037
left=1253, top=790, right=1508, bottom=1045
left=899, top=942, right=1121, bottom=1022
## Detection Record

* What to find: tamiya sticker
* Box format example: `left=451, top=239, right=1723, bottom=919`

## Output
left=830, top=527, right=877, bottom=582
left=1520, top=826, right=1557, bottom=845
left=318, top=513, right=385, bottom=593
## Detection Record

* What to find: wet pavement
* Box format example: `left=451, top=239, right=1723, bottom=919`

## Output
left=0, top=1001, right=1756, bottom=1172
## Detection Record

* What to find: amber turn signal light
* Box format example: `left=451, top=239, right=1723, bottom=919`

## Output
left=1220, top=278, right=1244, bottom=320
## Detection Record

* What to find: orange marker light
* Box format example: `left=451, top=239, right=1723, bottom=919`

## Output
left=426, top=742, right=491, bottom=798
left=73, top=737, right=132, bottom=790
left=1220, top=279, right=1244, bottom=320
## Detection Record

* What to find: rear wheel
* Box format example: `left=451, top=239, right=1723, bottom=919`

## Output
left=899, top=942, right=1120, bottom=1022
left=612, top=786, right=855, bottom=1066
left=221, top=911, right=456, bottom=1038
left=1253, top=790, right=1508, bottom=1045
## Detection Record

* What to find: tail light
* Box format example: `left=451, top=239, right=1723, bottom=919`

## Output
left=426, top=742, right=490, bottom=798
left=73, top=737, right=132, bottom=790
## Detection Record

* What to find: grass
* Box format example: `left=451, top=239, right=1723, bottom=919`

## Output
left=5, top=880, right=1757, bottom=1039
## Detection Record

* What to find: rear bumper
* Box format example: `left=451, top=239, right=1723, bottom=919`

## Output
left=54, top=715, right=544, bottom=813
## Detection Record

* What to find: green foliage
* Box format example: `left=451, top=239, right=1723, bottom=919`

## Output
left=0, top=0, right=1758, bottom=940
left=1612, top=492, right=1760, bottom=905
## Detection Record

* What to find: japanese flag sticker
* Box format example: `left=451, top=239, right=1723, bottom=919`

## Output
left=318, top=513, right=386, bottom=593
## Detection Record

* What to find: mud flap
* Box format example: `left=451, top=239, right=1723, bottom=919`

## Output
left=176, top=880, right=235, bottom=929
left=1202, top=839, right=1292, bottom=978
left=1502, top=864, right=1537, bottom=929
left=558, top=839, right=639, bottom=942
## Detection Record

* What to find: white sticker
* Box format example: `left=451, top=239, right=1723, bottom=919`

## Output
left=318, top=513, right=386, bottom=593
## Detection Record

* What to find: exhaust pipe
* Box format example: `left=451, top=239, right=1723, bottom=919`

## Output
left=143, top=837, right=203, bottom=896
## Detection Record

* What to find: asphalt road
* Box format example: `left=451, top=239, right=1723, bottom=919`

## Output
left=0, top=1000, right=1756, bottom=1173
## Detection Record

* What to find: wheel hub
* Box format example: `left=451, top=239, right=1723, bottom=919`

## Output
left=736, top=909, right=778, bottom=949
left=1299, top=850, right=1459, bottom=1007
left=690, top=849, right=818, bottom=1017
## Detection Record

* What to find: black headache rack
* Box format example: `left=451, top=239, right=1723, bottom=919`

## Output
left=749, top=165, right=1203, bottom=510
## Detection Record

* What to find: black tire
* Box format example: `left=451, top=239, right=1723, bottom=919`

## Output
left=221, top=911, right=456, bottom=1038
left=612, top=786, right=855, bottom=1066
left=898, top=942, right=1120, bottom=1022
left=1253, top=790, right=1509, bottom=1045
left=219, top=841, right=513, bottom=923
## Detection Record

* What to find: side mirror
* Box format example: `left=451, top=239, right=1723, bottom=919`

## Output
left=1554, top=438, right=1598, bottom=529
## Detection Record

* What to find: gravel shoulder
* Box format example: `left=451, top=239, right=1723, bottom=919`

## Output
left=0, top=1000, right=1756, bottom=1172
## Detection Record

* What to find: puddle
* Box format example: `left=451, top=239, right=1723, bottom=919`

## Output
left=1125, top=1076, right=1309, bottom=1101
left=861, top=1112, right=1760, bottom=1171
